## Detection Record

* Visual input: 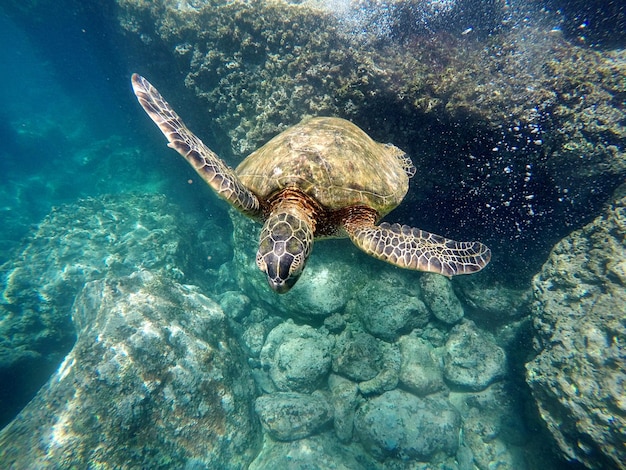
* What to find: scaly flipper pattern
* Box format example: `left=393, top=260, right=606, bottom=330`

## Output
left=346, top=219, right=491, bottom=276
left=131, top=74, right=260, bottom=215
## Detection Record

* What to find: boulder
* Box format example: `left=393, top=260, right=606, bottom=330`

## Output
left=260, top=320, right=333, bottom=393
left=332, top=326, right=382, bottom=382
left=255, top=391, right=332, bottom=441
left=443, top=321, right=507, bottom=391
left=0, top=271, right=261, bottom=469
left=420, top=273, right=464, bottom=324
left=354, top=389, right=460, bottom=461
left=398, top=335, right=445, bottom=396
left=526, top=190, right=626, bottom=469
left=347, top=280, right=430, bottom=341
left=328, top=374, right=359, bottom=443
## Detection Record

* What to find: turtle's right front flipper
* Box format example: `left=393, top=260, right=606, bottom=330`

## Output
left=131, top=74, right=260, bottom=215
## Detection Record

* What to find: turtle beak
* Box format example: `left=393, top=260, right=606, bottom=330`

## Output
left=266, top=270, right=300, bottom=294
left=256, top=250, right=302, bottom=294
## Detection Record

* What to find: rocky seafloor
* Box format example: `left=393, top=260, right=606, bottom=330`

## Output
left=0, top=193, right=527, bottom=469
left=0, top=0, right=624, bottom=469
left=0, top=187, right=623, bottom=469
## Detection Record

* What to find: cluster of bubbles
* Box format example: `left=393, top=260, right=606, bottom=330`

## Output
left=305, top=0, right=461, bottom=40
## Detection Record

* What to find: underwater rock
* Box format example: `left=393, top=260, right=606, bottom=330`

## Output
left=357, top=341, right=401, bottom=396
left=443, top=320, right=507, bottom=391
left=328, top=374, right=359, bottom=443
left=249, top=431, right=378, bottom=470
left=240, top=306, right=283, bottom=363
left=454, top=276, right=532, bottom=324
left=217, top=290, right=251, bottom=321
left=332, top=322, right=401, bottom=396
left=347, top=279, right=430, bottom=341
left=526, top=189, right=626, bottom=470
left=0, top=193, right=216, bottom=426
left=0, top=271, right=261, bottom=469
left=449, top=383, right=530, bottom=470
left=419, top=272, right=464, bottom=324
left=254, top=391, right=332, bottom=441
left=354, top=389, right=461, bottom=461
left=276, top=254, right=361, bottom=319
left=398, top=335, right=445, bottom=396
left=260, top=320, right=333, bottom=393
left=332, top=326, right=382, bottom=382
left=241, top=321, right=269, bottom=359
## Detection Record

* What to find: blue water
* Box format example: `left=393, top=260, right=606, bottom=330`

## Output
left=0, top=13, right=121, bottom=253
left=0, top=10, right=204, bottom=265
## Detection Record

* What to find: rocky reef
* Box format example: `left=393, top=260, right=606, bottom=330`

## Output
left=0, top=270, right=261, bottom=468
left=113, top=0, right=626, bottom=283
left=0, top=191, right=537, bottom=469
left=212, top=209, right=537, bottom=468
left=0, top=193, right=223, bottom=426
left=527, top=185, right=626, bottom=469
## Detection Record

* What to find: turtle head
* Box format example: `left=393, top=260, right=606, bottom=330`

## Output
left=256, top=209, right=314, bottom=294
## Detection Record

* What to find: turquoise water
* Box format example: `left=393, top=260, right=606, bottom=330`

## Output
left=0, top=2, right=624, bottom=469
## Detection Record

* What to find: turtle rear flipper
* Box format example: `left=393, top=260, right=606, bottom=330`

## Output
left=131, top=74, right=260, bottom=215
left=345, top=219, right=491, bottom=276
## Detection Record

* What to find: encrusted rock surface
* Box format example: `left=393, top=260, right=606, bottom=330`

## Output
left=249, top=431, right=377, bottom=470
left=527, top=188, right=626, bottom=469
left=328, top=374, right=359, bottom=443
left=0, top=271, right=261, bottom=469
left=354, top=389, right=461, bottom=461
left=332, top=326, right=382, bottom=382
left=449, top=383, right=529, bottom=470
left=260, top=320, right=333, bottom=393
left=420, top=272, right=464, bottom=324
left=348, top=278, right=430, bottom=341
left=255, top=391, right=332, bottom=441
left=443, top=320, right=507, bottom=391
left=0, top=193, right=221, bottom=425
left=398, top=335, right=445, bottom=396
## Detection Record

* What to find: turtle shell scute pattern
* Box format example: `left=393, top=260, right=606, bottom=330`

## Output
left=236, top=117, right=412, bottom=217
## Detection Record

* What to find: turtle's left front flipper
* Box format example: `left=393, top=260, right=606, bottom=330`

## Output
left=131, top=73, right=260, bottom=215
left=345, top=221, right=491, bottom=276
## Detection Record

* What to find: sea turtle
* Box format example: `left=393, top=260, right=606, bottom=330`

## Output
left=131, top=74, right=490, bottom=293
